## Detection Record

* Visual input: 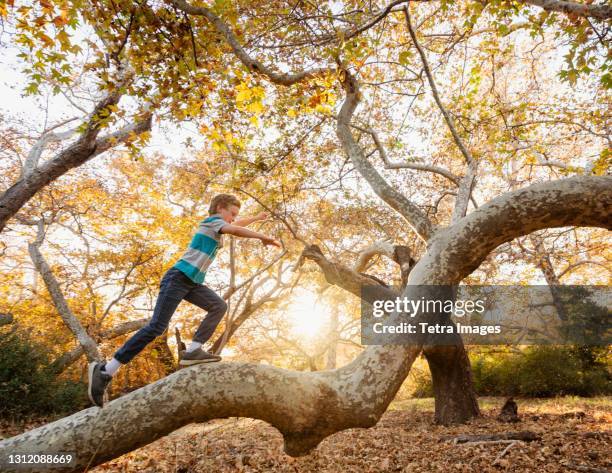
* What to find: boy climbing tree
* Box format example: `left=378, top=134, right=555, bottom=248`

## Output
left=88, top=194, right=281, bottom=407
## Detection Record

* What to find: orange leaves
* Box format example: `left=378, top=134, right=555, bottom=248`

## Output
left=0, top=0, right=14, bottom=18
left=72, top=400, right=612, bottom=472
left=37, top=31, right=55, bottom=48
left=52, top=10, right=69, bottom=28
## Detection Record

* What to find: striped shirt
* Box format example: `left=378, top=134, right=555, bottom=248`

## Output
left=173, top=214, right=227, bottom=283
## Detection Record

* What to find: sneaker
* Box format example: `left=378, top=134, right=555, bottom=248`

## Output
left=88, top=361, right=112, bottom=407
left=179, top=348, right=222, bottom=366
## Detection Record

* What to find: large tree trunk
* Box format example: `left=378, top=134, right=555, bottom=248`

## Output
left=301, top=244, right=479, bottom=424
left=0, top=175, right=609, bottom=472
left=424, top=344, right=480, bottom=424
left=0, top=347, right=422, bottom=472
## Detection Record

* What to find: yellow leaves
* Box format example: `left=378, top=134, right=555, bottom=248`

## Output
left=16, top=5, right=30, bottom=15
left=236, top=84, right=252, bottom=102
left=592, top=149, right=611, bottom=176
left=235, top=82, right=265, bottom=102
left=246, top=100, right=264, bottom=114
left=312, top=73, right=335, bottom=89
left=302, top=90, right=336, bottom=116
left=16, top=33, right=36, bottom=49
left=314, top=103, right=332, bottom=115
left=186, top=100, right=203, bottom=118
left=235, top=81, right=266, bottom=116
left=0, top=1, right=9, bottom=18
left=399, top=50, right=412, bottom=66
left=205, top=127, right=245, bottom=152
left=56, top=29, right=72, bottom=51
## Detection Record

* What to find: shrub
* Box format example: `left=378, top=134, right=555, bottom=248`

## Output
left=0, top=327, right=87, bottom=419
left=515, top=346, right=583, bottom=396
left=412, top=346, right=611, bottom=398
left=470, top=346, right=611, bottom=397
left=410, top=364, right=434, bottom=398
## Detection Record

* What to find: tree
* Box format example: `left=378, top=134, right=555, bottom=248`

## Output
left=0, top=1, right=610, bottom=470
left=0, top=175, right=609, bottom=471
left=0, top=75, right=152, bottom=233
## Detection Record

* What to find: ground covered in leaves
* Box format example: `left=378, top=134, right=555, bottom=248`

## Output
left=87, top=397, right=611, bottom=473
left=1, top=397, right=610, bottom=472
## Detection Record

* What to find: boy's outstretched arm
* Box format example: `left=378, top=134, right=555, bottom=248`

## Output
left=220, top=224, right=281, bottom=247
left=233, top=212, right=268, bottom=227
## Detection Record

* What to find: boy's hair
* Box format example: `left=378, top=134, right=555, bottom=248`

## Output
left=209, top=194, right=241, bottom=215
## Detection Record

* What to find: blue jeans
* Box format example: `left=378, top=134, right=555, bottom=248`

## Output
left=113, top=267, right=227, bottom=364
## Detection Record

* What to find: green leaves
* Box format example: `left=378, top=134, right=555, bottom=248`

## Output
left=399, top=50, right=412, bottom=66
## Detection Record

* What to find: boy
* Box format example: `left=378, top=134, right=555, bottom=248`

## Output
left=88, top=194, right=281, bottom=407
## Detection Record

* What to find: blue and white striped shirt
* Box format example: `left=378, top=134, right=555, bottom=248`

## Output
left=173, top=214, right=227, bottom=283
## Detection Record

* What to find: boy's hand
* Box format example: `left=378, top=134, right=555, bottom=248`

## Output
left=256, top=211, right=269, bottom=221
left=261, top=237, right=281, bottom=248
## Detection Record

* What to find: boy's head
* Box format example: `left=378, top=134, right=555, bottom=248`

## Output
left=209, top=194, right=241, bottom=224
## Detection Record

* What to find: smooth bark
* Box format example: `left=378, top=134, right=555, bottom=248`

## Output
left=0, top=97, right=151, bottom=233
left=0, top=176, right=609, bottom=472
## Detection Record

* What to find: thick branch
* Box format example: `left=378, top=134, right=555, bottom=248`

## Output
left=354, top=239, right=397, bottom=272
left=171, top=0, right=334, bottom=85
left=92, top=114, right=152, bottom=155
left=353, top=240, right=416, bottom=288
left=451, top=161, right=477, bottom=223
left=299, top=244, right=398, bottom=302
left=517, top=0, right=612, bottom=20
left=1, top=176, right=609, bottom=471
left=337, top=69, right=435, bottom=241
left=412, top=175, right=612, bottom=285
left=0, top=95, right=152, bottom=234
left=22, top=126, right=78, bottom=178
left=28, top=222, right=101, bottom=362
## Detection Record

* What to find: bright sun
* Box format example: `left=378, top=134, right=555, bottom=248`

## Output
left=287, top=290, right=331, bottom=340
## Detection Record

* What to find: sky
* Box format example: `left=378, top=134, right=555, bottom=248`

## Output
left=1, top=2, right=605, bottom=294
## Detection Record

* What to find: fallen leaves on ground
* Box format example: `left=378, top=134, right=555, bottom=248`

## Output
left=84, top=397, right=611, bottom=473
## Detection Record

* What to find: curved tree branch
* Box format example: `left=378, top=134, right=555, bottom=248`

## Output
left=28, top=220, right=102, bottom=363
left=0, top=176, right=609, bottom=471
left=170, top=0, right=335, bottom=85
left=337, top=68, right=435, bottom=241
left=516, top=0, right=612, bottom=20
left=350, top=123, right=462, bottom=186
left=0, top=93, right=152, bottom=234
left=299, top=244, right=398, bottom=302
left=412, top=175, right=612, bottom=285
